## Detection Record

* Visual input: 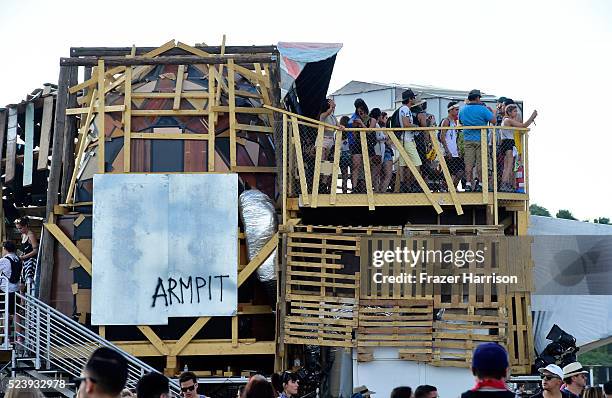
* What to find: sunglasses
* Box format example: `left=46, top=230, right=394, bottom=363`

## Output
left=181, top=385, right=197, bottom=393
left=541, top=375, right=559, bottom=381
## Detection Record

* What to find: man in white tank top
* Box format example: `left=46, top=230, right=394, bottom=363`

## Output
left=439, top=102, right=464, bottom=189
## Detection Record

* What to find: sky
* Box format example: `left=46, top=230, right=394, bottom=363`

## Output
left=1, top=0, right=610, bottom=221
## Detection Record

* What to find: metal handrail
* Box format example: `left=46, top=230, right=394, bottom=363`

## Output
left=0, top=276, right=10, bottom=350
left=11, top=291, right=181, bottom=395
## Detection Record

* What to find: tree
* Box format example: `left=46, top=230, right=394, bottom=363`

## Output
left=594, top=217, right=610, bottom=224
left=529, top=204, right=551, bottom=217
left=556, top=209, right=577, bottom=220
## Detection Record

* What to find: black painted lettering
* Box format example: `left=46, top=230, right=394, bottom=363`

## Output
left=152, top=277, right=168, bottom=307
left=179, top=276, right=193, bottom=304
left=208, top=275, right=212, bottom=301
left=214, top=275, right=230, bottom=302
left=195, top=277, right=206, bottom=303
left=168, top=277, right=181, bottom=305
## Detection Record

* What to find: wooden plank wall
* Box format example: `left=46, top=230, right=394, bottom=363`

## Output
left=282, top=230, right=534, bottom=373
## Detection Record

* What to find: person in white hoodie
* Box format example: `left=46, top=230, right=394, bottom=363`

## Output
left=0, top=240, right=22, bottom=334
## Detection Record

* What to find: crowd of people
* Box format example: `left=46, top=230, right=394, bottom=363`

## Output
left=311, top=89, right=538, bottom=194
left=2, top=343, right=611, bottom=398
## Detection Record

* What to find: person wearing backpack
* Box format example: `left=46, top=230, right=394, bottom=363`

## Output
left=0, top=241, right=22, bottom=320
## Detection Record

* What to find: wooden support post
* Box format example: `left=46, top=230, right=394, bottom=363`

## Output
left=310, top=125, right=324, bottom=208
left=228, top=59, right=237, bottom=170
left=360, top=130, right=375, bottom=210
left=98, top=325, right=106, bottom=339
left=428, top=131, right=463, bottom=215
left=207, top=64, right=216, bottom=171
left=481, top=128, right=488, bottom=204
left=330, top=128, right=342, bottom=205
left=165, top=356, right=178, bottom=377
left=170, top=317, right=211, bottom=356
left=40, top=66, right=70, bottom=303
left=232, top=316, right=238, bottom=348
left=124, top=67, right=132, bottom=172
left=492, top=126, right=498, bottom=224
left=23, top=103, right=35, bottom=187
left=214, top=35, right=226, bottom=123
left=282, top=114, right=288, bottom=225
left=97, top=60, right=106, bottom=174
left=290, top=117, right=309, bottom=206
left=60, top=67, right=78, bottom=202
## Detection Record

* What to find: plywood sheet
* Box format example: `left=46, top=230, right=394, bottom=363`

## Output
left=37, top=95, right=54, bottom=170
left=92, top=173, right=238, bottom=325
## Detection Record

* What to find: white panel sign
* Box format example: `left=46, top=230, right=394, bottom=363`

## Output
left=92, top=174, right=238, bottom=325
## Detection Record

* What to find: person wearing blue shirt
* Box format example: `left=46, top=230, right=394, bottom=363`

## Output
left=458, top=89, right=496, bottom=192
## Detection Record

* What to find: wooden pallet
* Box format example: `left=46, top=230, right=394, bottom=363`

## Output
left=284, top=294, right=357, bottom=348
left=357, top=298, right=433, bottom=362
left=506, top=292, right=535, bottom=374
left=405, top=225, right=503, bottom=236
left=431, top=307, right=507, bottom=367
left=286, top=232, right=360, bottom=298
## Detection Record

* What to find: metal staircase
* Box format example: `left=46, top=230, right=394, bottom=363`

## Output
left=0, top=277, right=181, bottom=396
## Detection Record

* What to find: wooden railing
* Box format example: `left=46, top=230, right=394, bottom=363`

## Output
left=267, top=106, right=530, bottom=222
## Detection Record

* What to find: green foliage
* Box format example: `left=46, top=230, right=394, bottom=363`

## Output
left=594, top=217, right=610, bottom=224
left=530, top=204, right=551, bottom=217
left=556, top=209, right=577, bottom=220
left=579, top=344, right=612, bottom=366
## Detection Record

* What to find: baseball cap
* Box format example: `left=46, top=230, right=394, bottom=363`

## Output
left=538, top=364, right=564, bottom=379
left=472, top=343, right=509, bottom=372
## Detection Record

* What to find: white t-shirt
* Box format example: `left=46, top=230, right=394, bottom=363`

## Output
left=398, top=105, right=414, bottom=142
left=0, top=254, right=21, bottom=293
left=444, top=119, right=459, bottom=158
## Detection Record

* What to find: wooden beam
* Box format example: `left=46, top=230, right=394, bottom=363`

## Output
left=291, top=116, right=309, bottom=206
left=117, top=339, right=276, bottom=357
left=60, top=54, right=277, bottom=67
left=282, top=114, right=288, bottom=224
left=232, top=316, right=238, bottom=348
left=492, top=126, right=498, bottom=225
left=37, top=94, right=54, bottom=170
left=238, top=234, right=278, bottom=287
left=481, top=129, right=488, bottom=204
left=330, top=127, right=342, bottom=205
left=207, top=64, right=216, bottom=172
left=310, top=125, right=324, bottom=208
left=385, top=131, right=443, bottom=214
left=124, top=67, right=132, bottom=172
left=71, top=45, right=277, bottom=57
left=170, top=317, right=211, bottom=356
left=235, top=124, right=273, bottom=133
left=428, top=131, right=463, bottom=215
left=44, top=222, right=92, bottom=275
left=65, top=105, right=125, bottom=115
left=130, top=133, right=209, bottom=140
left=173, top=65, right=185, bottom=110
left=131, top=109, right=208, bottom=116
left=67, top=89, right=97, bottom=204
left=360, top=130, right=375, bottom=210
left=228, top=59, right=237, bottom=170
left=97, top=60, right=105, bottom=174
left=137, top=326, right=170, bottom=355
